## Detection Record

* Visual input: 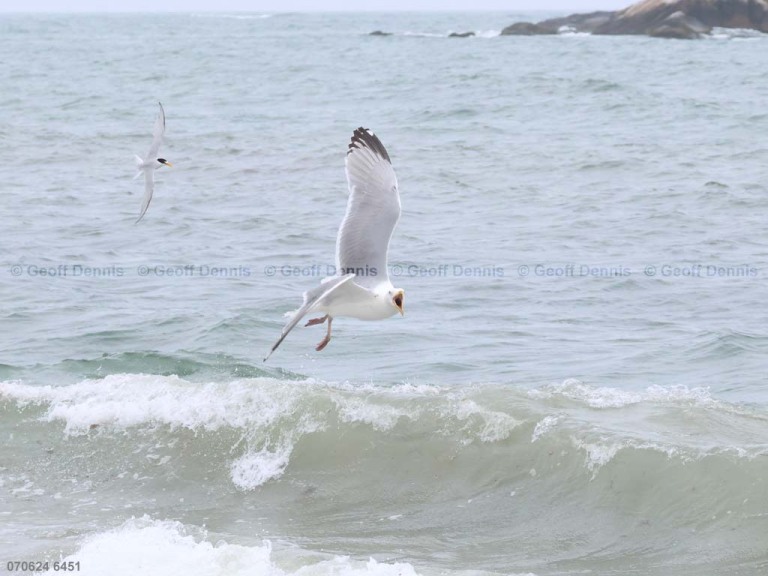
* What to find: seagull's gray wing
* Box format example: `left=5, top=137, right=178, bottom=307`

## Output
left=135, top=169, right=154, bottom=223
left=145, top=102, right=165, bottom=161
left=264, top=273, right=356, bottom=361
left=336, top=128, right=400, bottom=290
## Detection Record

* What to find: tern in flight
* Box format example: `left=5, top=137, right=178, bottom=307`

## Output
left=264, top=127, right=405, bottom=361
left=134, top=102, right=172, bottom=223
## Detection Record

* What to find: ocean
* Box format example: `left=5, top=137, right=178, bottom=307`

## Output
left=1, top=10, right=767, bottom=576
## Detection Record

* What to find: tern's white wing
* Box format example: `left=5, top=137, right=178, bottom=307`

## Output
left=336, top=127, right=400, bottom=290
left=136, top=170, right=155, bottom=223
left=264, top=273, right=356, bottom=361
left=144, top=102, right=166, bottom=161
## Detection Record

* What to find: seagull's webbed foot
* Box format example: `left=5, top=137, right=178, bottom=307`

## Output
left=315, top=336, right=331, bottom=351
left=315, top=317, right=333, bottom=351
left=305, top=315, right=328, bottom=327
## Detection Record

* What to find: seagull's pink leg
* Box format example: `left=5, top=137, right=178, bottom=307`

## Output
left=305, top=315, right=328, bottom=327
left=315, top=317, right=333, bottom=351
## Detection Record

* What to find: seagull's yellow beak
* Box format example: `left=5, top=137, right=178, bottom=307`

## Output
left=163, top=161, right=173, bottom=168
left=393, top=290, right=405, bottom=316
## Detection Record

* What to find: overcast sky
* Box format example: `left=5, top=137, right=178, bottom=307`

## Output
left=1, top=1, right=633, bottom=12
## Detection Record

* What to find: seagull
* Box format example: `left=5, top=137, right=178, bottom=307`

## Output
left=134, top=102, right=172, bottom=223
left=264, top=127, right=405, bottom=361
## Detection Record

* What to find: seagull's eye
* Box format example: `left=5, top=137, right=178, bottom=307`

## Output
left=157, top=158, right=167, bottom=164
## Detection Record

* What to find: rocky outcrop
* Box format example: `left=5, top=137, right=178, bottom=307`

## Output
left=645, top=10, right=711, bottom=38
left=501, top=12, right=613, bottom=35
left=501, top=22, right=558, bottom=35
left=501, top=0, right=768, bottom=39
left=449, top=31, right=475, bottom=38
left=369, top=30, right=392, bottom=36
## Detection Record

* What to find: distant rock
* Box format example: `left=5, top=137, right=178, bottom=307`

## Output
left=448, top=31, right=475, bottom=38
left=501, top=0, right=768, bottom=39
left=369, top=30, right=393, bottom=36
left=646, top=10, right=711, bottom=39
left=501, top=11, right=613, bottom=35
left=596, top=0, right=768, bottom=35
left=501, top=22, right=558, bottom=36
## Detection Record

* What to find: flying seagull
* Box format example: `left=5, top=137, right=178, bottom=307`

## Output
left=134, top=102, right=172, bottom=223
left=264, top=127, right=405, bottom=361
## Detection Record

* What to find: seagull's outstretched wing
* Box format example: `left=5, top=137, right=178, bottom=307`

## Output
left=264, top=273, right=356, bottom=362
left=336, top=128, right=400, bottom=289
left=145, top=102, right=165, bottom=161
left=136, top=170, right=155, bottom=223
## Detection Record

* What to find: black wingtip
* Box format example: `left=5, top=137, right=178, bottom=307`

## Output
left=347, top=127, right=391, bottom=163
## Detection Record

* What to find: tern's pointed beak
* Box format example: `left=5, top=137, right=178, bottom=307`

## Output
left=163, top=161, right=173, bottom=167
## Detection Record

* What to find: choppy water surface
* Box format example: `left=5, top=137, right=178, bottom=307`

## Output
left=1, top=11, right=767, bottom=576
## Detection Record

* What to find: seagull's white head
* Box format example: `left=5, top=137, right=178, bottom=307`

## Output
left=156, top=158, right=173, bottom=168
left=391, top=288, right=405, bottom=316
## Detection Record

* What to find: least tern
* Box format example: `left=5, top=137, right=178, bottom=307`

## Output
left=134, top=102, right=172, bottom=223
left=265, top=127, right=405, bottom=361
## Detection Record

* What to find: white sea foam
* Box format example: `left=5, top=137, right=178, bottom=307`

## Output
left=557, top=26, right=591, bottom=36
left=474, top=30, right=502, bottom=38
left=230, top=444, right=293, bottom=489
left=402, top=31, right=447, bottom=38
left=43, top=516, right=423, bottom=576
left=451, top=399, right=521, bottom=443
left=404, top=30, right=500, bottom=38
left=572, top=438, right=622, bottom=473
left=571, top=436, right=688, bottom=476
left=531, top=414, right=561, bottom=442
left=332, top=383, right=521, bottom=441
left=708, top=27, right=768, bottom=40
left=0, top=375, right=325, bottom=434
left=333, top=396, right=414, bottom=431
left=529, top=379, right=714, bottom=409
left=0, top=376, right=527, bottom=443
left=524, top=381, right=765, bottom=473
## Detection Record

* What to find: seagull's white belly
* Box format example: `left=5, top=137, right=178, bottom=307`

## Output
left=319, top=292, right=396, bottom=321
left=333, top=302, right=396, bottom=321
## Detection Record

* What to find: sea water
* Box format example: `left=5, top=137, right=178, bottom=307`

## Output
left=1, top=11, right=767, bottom=576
